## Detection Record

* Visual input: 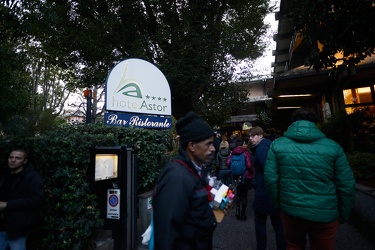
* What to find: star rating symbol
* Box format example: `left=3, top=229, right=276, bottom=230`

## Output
left=143, top=94, right=168, bottom=102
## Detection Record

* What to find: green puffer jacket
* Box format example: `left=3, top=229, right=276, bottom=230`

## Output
left=264, top=120, right=355, bottom=223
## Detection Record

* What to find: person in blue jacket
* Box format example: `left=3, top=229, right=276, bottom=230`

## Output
left=249, top=126, right=286, bottom=250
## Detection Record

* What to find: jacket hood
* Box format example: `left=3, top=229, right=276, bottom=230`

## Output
left=219, top=147, right=231, bottom=157
left=284, top=120, right=326, bottom=143
left=231, top=146, right=248, bottom=155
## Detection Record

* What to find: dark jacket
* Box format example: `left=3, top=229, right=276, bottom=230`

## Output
left=251, top=138, right=278, bottom=214
left=213, top=136, right=221, bottom=153
left=152, top=147, right=217, bottom=250
left=216, top=147, right=231, bottom=170
left=228, top=139, right=237, bottom=151
left=264, top=120, right=356, bottom=223
left=0, top=165, right=44, bottom=239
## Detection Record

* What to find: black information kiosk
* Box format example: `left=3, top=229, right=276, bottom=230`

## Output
left=90, top=146, right=137, bottom=250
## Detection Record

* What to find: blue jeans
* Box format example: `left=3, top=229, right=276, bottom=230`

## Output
left=218, top=169, right=232, bottom=186
left=0, top=232, right=27, bottom=250
left=254, top=211, right=286, bottom=250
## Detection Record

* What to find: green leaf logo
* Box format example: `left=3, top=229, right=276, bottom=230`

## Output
left=114, top=63, right=143, bottom=99
left=115, top=82, right=142, bottom=98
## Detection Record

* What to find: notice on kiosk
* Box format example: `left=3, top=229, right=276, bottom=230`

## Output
left=107, top=189, right=120, bottom=220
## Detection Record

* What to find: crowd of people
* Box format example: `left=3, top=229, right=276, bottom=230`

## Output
left=0, top=109, right=356, bottom=250
left=152, top=108, right=356, bottom=250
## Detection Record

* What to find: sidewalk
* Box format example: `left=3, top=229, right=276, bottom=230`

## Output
left=211, top=189, right=375, bottom=250
left=101, top=189, right=375, bottom=250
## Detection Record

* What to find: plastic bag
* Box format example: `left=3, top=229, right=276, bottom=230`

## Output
left=142, top=212, right=154, bottom=250
left=141, top=224, right=152, bottom=245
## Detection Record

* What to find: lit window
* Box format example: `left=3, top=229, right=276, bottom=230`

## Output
left=343, top=85, right=375, bottom=114
left=343, top=87, right=371, bottom=105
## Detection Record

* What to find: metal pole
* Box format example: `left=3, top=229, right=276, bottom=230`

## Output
left=86, top=90, right=92, bottom=124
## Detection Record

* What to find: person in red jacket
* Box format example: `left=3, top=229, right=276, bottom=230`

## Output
left=226, top=139, right=254, bottom=221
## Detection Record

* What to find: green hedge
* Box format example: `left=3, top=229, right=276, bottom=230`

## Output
left=347, top=152, right=375, bottom=183
left=320, top=109, right=375, bottom=153
left=0, top=123, right=172, bottom=249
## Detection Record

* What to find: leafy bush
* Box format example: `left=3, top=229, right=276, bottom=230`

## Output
left=319, top=111, right=353, bottom=152
left=321, top=110, right=375, bottom=185
left=0, top=123, right=172, bottom=249
left=320, top=109, right=375, bottom=153
left=346, top=108, right=375, bottom=153
left=347, top=152, right=375, bottom=182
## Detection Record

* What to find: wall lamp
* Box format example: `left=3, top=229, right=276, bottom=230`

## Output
left=277, top=94, right=313, bottom=98
left=276, top=106, right=302, bottom=109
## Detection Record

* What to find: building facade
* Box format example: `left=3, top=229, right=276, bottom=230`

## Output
left=269, top=0, right=375, bottom=131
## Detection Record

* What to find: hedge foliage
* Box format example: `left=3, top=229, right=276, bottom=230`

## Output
left=0, top=123, right=172, bottom=249
left=347, top=152, right=375, bottom=183
left=320, top=109, right=375, bottom=153
left=319, top=109, right=375, bottom=184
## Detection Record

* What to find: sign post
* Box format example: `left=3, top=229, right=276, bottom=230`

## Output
left=89, top=146, right=137, bottom=250
left=89, top=58, right=171, bottom=249
left=107, top=189, right=120, bottom=219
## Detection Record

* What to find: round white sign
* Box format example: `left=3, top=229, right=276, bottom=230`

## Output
left=105, top=58, right=171, bottom=116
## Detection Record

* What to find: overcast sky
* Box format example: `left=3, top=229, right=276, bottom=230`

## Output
left=251, top=0, right=280, bottom=78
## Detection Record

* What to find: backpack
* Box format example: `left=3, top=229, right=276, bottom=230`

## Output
left=230, top=153, right=246, bottom=176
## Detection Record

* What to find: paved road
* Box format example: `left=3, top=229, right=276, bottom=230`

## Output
left=137, top=189, right=374, bottom=250
left=212, top=189, right=375, bottom=250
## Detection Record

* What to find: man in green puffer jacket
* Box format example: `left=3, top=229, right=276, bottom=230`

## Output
left=264, top=108, right=355, bottom=250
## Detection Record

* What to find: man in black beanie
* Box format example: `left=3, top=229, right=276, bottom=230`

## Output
left=152, top=112, right=217, bottom=249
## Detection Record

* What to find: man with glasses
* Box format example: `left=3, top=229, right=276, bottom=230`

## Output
left=249, top=126, right=286, bottom=250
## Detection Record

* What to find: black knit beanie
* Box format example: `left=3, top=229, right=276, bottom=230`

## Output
left=176, top=112, right=215, bottom=147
